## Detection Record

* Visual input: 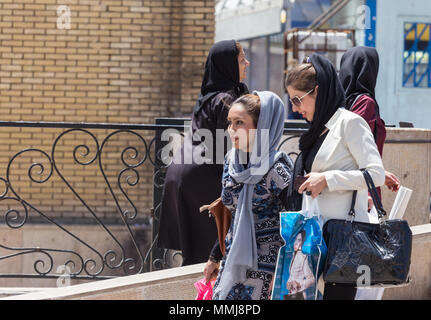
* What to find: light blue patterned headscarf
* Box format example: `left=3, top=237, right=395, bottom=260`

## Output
left=215, top=90, right=291, bottom=300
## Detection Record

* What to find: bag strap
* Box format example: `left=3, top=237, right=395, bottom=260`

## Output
left=348, top=169, right=387, bottom=221
left=361, top=169, right=387, bottom=219
left=348, top=190, right=358, bottom=220
left=286, top=152, right=304, bottom=211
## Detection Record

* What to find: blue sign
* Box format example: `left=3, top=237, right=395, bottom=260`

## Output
left=365, top=0, right=377, bottom=47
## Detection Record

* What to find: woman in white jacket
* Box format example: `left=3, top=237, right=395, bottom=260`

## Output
left=285, top=54, right=385, bottom=300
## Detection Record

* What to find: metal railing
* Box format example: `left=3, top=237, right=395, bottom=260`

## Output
left=1, top=118, right=419, bottom=283
left=0, top=120, right=187, bottom=281
left=0, top=119, right=305, bottom=282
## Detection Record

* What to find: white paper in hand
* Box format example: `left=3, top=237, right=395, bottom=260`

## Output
left=389, top=186, right=413, bottom=220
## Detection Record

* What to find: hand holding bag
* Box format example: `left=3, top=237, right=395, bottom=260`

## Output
left=322, top=169, right=412, bottom=286
left=200, top=197, right=231, bottom=256
left=194, top=278, right=216, bottom=300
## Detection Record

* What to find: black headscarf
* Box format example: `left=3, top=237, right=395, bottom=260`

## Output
left=194, top=40, right=248, bottom=115
left=339, top=46, right=380, bottom=115
left=299, top=53, right=346, bottom=154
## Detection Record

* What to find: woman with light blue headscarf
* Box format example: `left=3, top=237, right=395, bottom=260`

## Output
left=204, top=91, right=294, bottom=300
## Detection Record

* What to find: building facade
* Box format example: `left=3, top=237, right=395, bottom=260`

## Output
left=374, top=0, right=431, bottom=129
left=215, top=0, right=331, bottom=101
left=0, top=0, right=215, bottom=222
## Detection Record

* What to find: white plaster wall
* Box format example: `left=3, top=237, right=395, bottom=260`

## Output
left=376, top=0, right=431, bottom=129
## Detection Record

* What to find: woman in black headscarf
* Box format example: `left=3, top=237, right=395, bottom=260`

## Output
left=285, top=53, right=386, bottom=300
left=295, top=55, right=345, bottom=160
left=158, top=40, right=250, bottom=266
left=339, top=46, right=400, bottom=199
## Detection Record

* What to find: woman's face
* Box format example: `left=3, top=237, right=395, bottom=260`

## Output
left=287, top=85, right=318, bottom=122
left=294, top=233, right=303, bottom=251
left=238, top=49, right=250, bottom=82
left=227, top=103, right=256, bottom=152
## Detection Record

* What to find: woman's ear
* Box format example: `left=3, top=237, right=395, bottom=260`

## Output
left=314, top=85, right=319, bottom=96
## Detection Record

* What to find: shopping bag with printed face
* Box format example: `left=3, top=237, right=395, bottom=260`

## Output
left=271, top=196, right=327, bottom=300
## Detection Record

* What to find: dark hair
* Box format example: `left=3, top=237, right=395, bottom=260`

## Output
left=297, top=230, right=306, bottom=245
left=293, top=230, right=306, bottom=255
left=231, top=94, right=261, bottom=127
left=285, top=63, right=317, bottom=92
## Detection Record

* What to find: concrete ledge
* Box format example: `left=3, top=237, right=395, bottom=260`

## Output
left=4, top=223, right=431, bottom=300
left=383, top=223, right=431, bottom=300
left=410, top=224, right=431, bottom=237
left=0, top=288, right=55, bottom=298
left=2, top=263, right=205, bottom=300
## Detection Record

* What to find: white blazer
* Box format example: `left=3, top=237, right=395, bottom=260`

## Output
left=307, top=108, right=385, bottom=224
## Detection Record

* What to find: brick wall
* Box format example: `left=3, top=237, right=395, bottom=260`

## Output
left=0, top=0, right=215, bottom=224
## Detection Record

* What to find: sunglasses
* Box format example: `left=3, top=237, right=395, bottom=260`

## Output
left=289, top=88, right=315, bottom=107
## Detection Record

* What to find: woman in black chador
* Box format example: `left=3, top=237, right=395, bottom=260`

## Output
left=158, top=40, right=250, bottom=266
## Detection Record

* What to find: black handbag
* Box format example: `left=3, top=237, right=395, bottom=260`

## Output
left=322, top=169, right=412, bottom=286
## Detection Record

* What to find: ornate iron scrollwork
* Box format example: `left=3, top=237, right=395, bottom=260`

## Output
left=0, top=121, right=306, bottom=281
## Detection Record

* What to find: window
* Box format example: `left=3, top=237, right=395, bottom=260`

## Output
left=268, top=34, right=284, bottom=99
left=403, top=22, right=431, bottom=88
left=240, top=34, right=285, bottom=99
left=248, top=36, right=269, bottom=92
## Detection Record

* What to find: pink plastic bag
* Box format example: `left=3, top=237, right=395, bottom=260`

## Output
left=194, top=278, right=216, bottom=300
